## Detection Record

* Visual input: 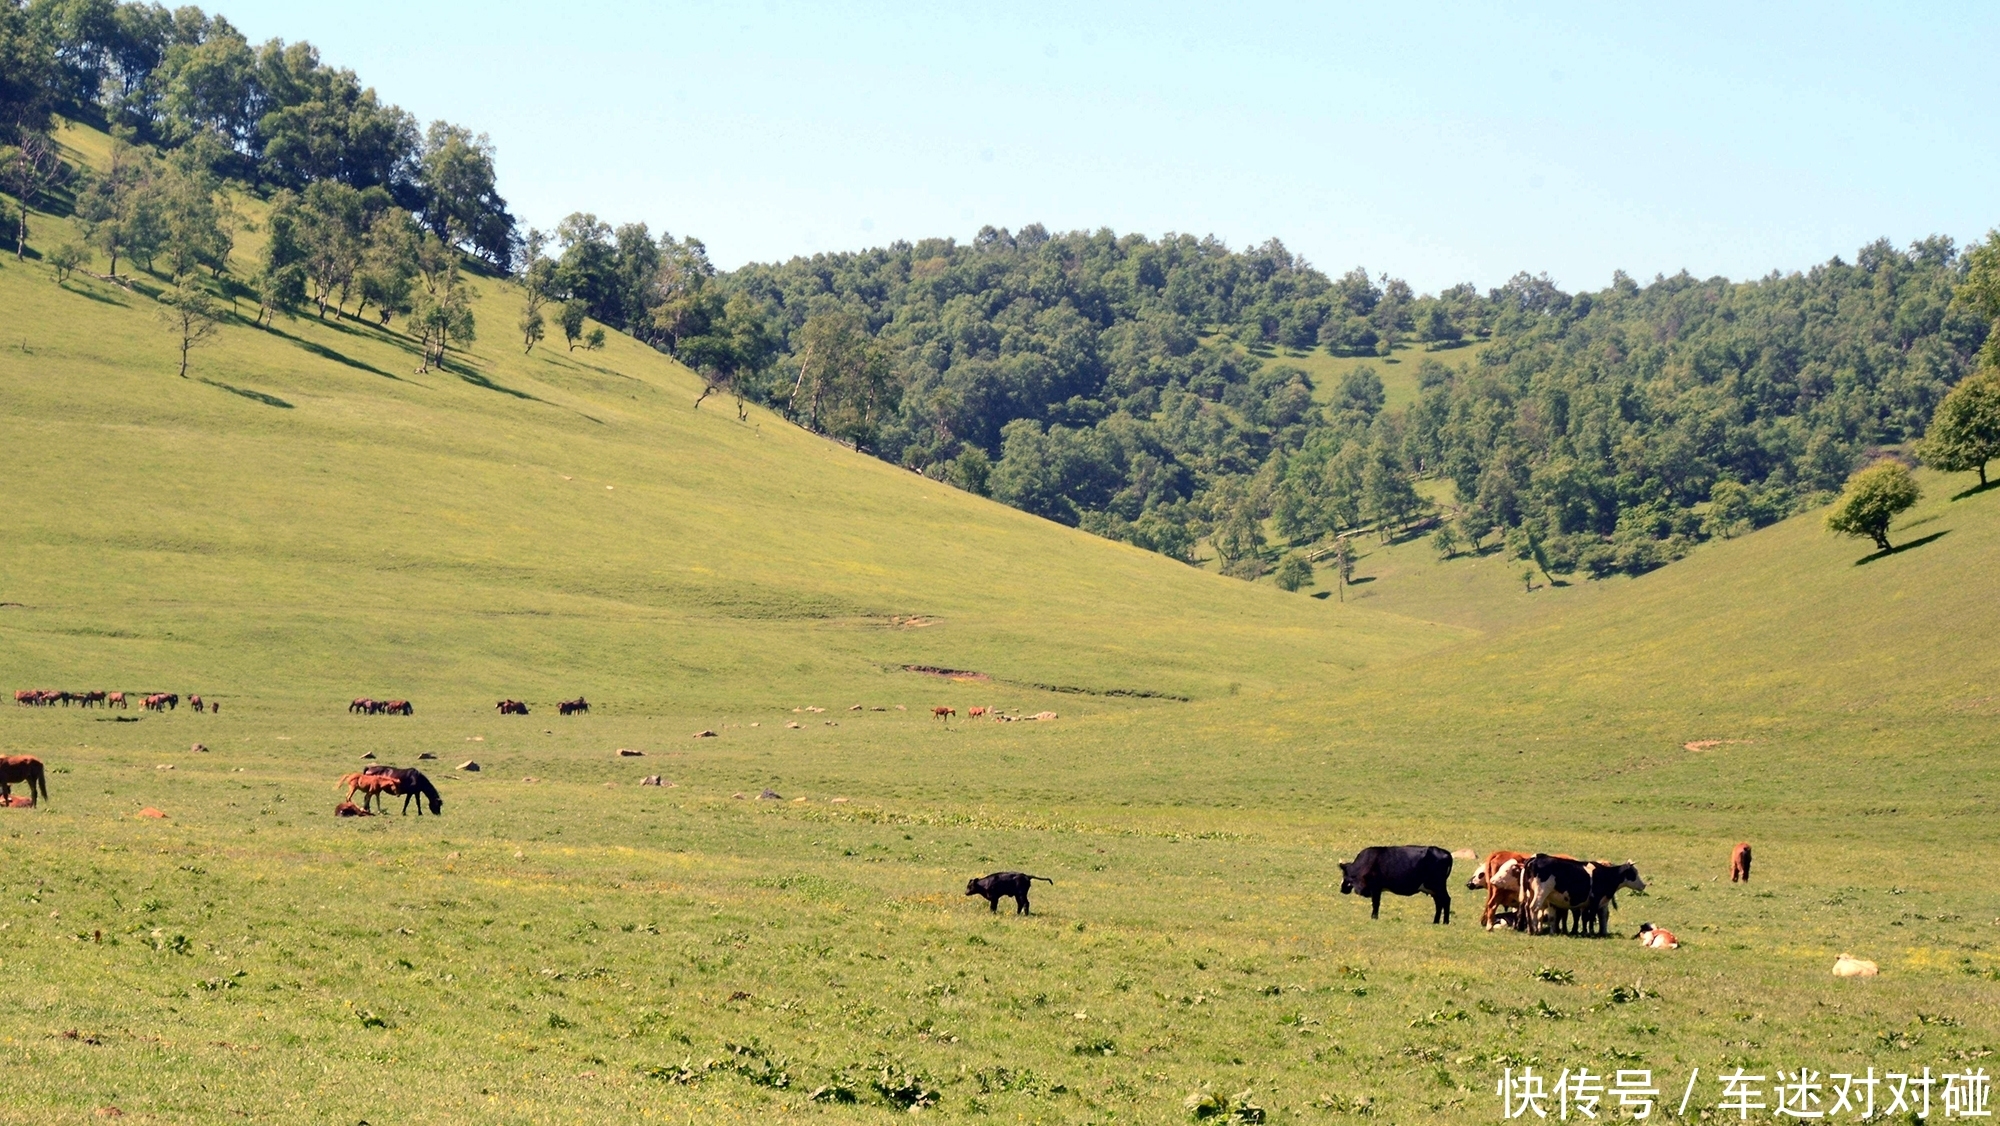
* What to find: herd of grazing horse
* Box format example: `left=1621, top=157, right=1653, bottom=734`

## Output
left=348, top=697, right=413, bottom=715
left=495, top=697, right=589, bottom=715
left=15, top=689, right=213, bottom=712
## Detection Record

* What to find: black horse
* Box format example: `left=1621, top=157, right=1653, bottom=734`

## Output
left=361, top=765, right=443, bottom=816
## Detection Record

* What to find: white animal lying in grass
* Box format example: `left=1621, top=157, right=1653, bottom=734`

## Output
left=1832, top=954, right=1879, bottom=978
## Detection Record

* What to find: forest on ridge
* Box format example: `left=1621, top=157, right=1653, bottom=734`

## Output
left=7, top=0, right=2000, bottom=581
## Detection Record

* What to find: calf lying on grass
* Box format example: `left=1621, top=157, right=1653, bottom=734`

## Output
left=966, top=871, right=1052, bottom=915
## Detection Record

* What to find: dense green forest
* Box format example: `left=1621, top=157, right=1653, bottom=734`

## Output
left=717, top=231, right=1995, bottom=577
left=7, top=0, right=1999, bottom=580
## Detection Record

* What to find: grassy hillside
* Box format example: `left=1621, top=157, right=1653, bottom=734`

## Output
left=4, top=125, right=1999, bottom=1125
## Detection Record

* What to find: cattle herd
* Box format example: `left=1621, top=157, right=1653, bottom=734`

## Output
left=1337, top=841, right=1745, bottom=943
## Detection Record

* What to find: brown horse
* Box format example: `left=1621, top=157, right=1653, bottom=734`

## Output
left=361, top=765, right=443, bottom=815
left=108, top=691, right=126, bottom=709
left=189, top=695, right=203, bottom=713
left=495, top=699, right=528, bottom=715
left=382, top=699, right=412, bottom=716
left=0, top=756, right=49, bottom=806
left=558, top=697, right=589, bottom=715
left=932, top=706, right=955, bottom=722
left=340, top=772, right=401, bottom=812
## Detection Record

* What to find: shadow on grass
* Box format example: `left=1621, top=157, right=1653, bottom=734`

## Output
left=1952, top=479, right=2000, bottom=502
left=455, top=368, right=544, bottom=402
left=58, top=281, right=129, bottom=307
left=200, top=379, right=293, bottom=409
left=259, top=323, right=399, bottom=380
left=1310, top=590, right=1332, bottom=600
left=1347, top=575, right=1377, bottom=585
left=1854, top=530, right=1950, bottom=566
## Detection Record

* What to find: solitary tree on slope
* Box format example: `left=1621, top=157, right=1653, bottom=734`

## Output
left=1916, top=369, right=2000, bottom=487
left=1824, top=461, right=1921, bottom=552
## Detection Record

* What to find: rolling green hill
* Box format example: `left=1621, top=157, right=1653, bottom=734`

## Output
left=4, top=123, right=2000, bottom=1124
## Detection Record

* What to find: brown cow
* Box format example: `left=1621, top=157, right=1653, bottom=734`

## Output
left=932, top=706, right=955, bottom=722
left=1730, top=842, right=1752, bottom=883
left=1468, top=850, right=1532, bottom=929
left=0, top=755, right=49, bottom=806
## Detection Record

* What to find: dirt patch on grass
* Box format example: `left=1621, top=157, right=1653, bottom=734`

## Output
left=1683, top=739, right=1756, bottom=752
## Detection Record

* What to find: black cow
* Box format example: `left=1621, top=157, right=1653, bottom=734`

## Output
left=965, top=871, right=1052, bottom=915
left=1522, top=855, right=1645, bottom=936
left=1338, top=845, right=1453, bottom=923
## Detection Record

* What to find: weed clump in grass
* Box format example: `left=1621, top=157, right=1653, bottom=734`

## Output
left=1531, top=965, right=1574, bottom=984
left=1184, top=1084, right=1266, bottom=1123
left=871, top=1060, right=938, bottom=1109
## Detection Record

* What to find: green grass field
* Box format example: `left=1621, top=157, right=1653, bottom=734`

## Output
left=4, top=126, right=1998, bottom=1124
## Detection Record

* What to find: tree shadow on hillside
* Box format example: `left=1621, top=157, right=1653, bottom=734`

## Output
left=260, top=323, right=400, bottom=380
left=454, top=368, right=545, bottom=403
left=58, top=281, right=129, bottom=307
left=199, top=379, right=292, bottom=409
left=1951, top=480, right=2000, bottom=502
left=1854, top=530, right=1949, bottom=566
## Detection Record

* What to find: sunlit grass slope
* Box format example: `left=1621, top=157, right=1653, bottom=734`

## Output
left=0, top=130, right=1461, bottom=714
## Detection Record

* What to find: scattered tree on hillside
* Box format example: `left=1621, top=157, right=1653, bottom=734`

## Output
left=1430, top=522, right=1462, bottom=560
left=157, top=277, right=221, bottom=377
left=560, top=300, right=587, bottom=351
left=790, top=312, right=894, bottom=447
left=1702, top=480, right=1754, bottom=539
left=516, top=227, right=553, bottom=352
left=252, top=189, right=309, bottom=325
left=1273, top=552, right=1313, bottom=592
left=1916, top=369, right=2000, bottom=486
left=353, top=209, right=417, bottom=325
left=407, top=230, right=473, bottom=372
left=50, top=240, right=85, bottom=283
left=1, top=129, right=64, bottom=258
left=1823, top=461, right=1921, bottom=552
left=156, top=146, right=233, bottom=281
left=1333, top=536, right=1354, bottom=601
left=296, top=179, right=363, bottom=316
left=73, top=128, right=158, bottom=279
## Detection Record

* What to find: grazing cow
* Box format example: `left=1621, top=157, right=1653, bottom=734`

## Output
left=189, top=695, right=203, bottom=713
left=1730, top=842, right=1752, bottom=883
left=1468, top=850, right=1533, bottom=930
left=965, top=871, right=1052, bottom=914
left=335, top=801, right=373, bottom=817
left=350, top=697, right=375, bottom=714
left=558, top=697, right=589, bottom=715
left=108, top=692, right=125, bottom=709
left=967, top=706, right=988, bottom=718
left=1522, top=856, right=1646, bottom=936
left=0, top=755, right=49, bottom=806
left=932, top=706, right=955, bottom=722
left=361, top=765, right=444, bottom=816
left=1339, top=845, right=1453, bottom=923
left=495, top=699, right=528, bottom=715
left=1636, top=922, right=1678, bottom=949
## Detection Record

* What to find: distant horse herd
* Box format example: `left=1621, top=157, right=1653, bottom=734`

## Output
left=15, top=689, right=214, bottom=713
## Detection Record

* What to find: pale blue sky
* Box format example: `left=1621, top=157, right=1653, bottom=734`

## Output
left=217, top=1, right=1997, bottom=292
